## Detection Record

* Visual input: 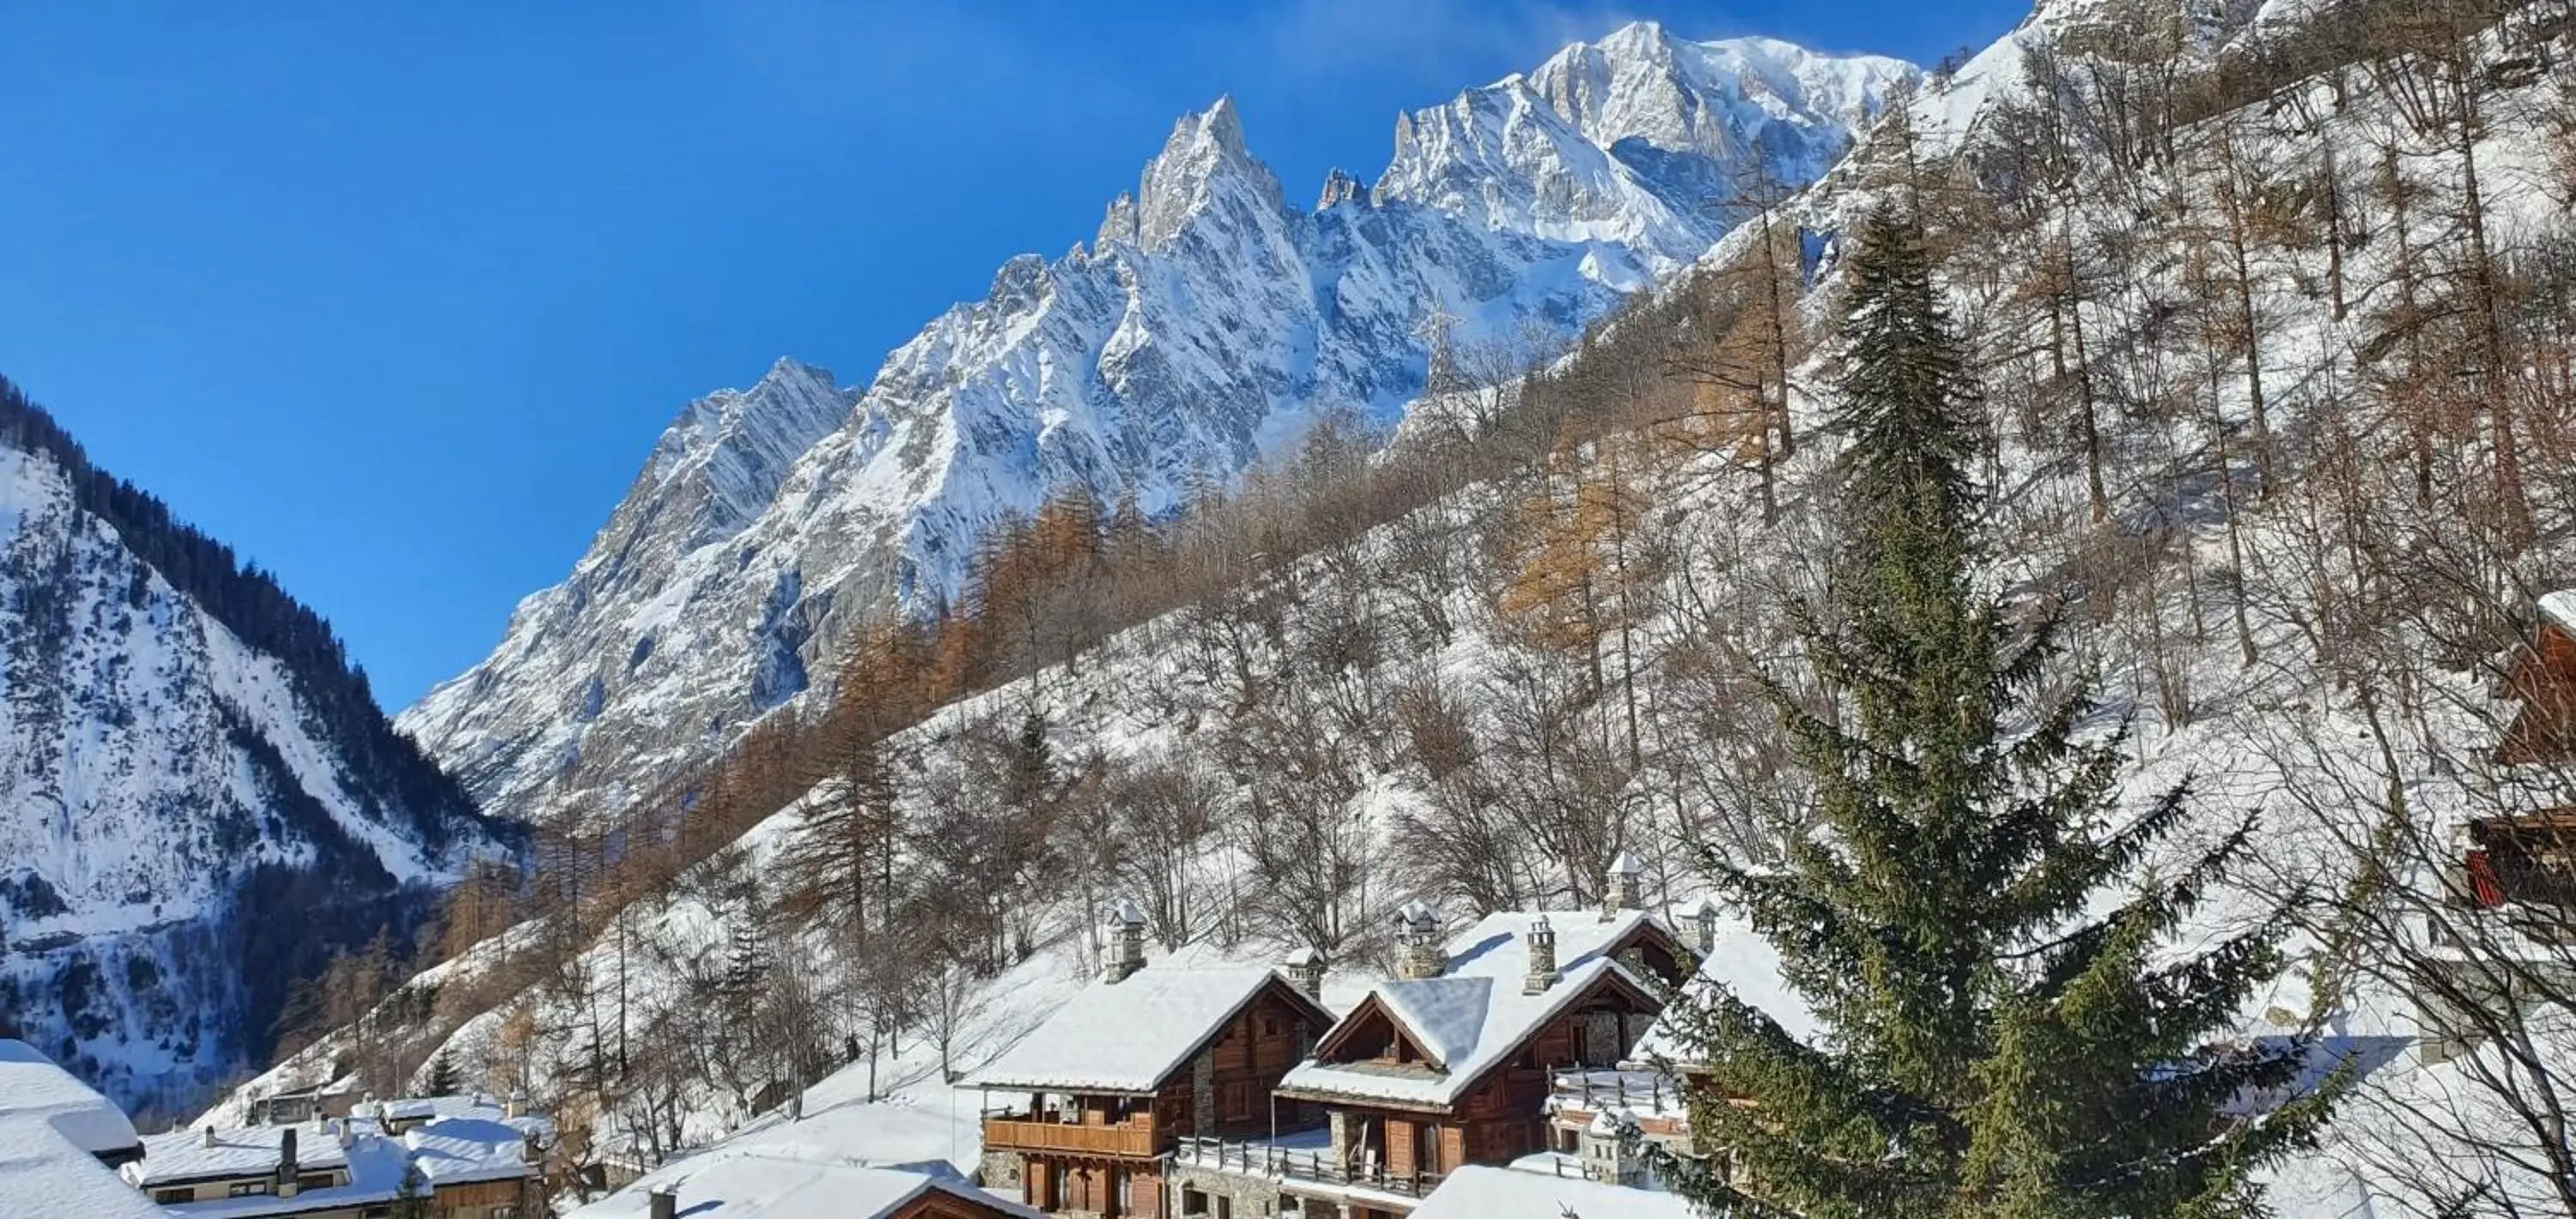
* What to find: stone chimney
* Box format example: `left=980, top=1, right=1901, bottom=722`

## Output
left=276, top=1127, right=300, bottom=1197
left=504, top=1089, right=527, bottom=1120
left=1394, top=900, right=1446, bottom=980
left=1601, top=853, right=1643, bottom=920
left=1522, top=916, right=1560, bottom=995
left=521, top=1129, right=542, bottom=1165
left=1103, top=899, right=1148, bottom=984
left=1284, top=947, right=1327, bottom=1001
left=202, top=1125, right=216, bottom=1149
left=649, top=1186, right=678, bottom=1219
left=1684, top=895, right=1722, bottom=956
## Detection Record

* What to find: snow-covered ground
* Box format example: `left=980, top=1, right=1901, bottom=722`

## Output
left=236, top=3, right=2576, bottom=1216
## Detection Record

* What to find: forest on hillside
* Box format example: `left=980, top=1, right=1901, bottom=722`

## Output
left=256, top=0, right=2576, bottom=1210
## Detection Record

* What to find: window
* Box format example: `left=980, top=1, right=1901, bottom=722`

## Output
left=228, top=1180, right=272, bottom=1197
left=491, top=1208, right=519, bottom=1219
left=1182, top=1186, right=1212, bottom=1216
left=152, top=1189, right=191, bottom=1204
left=1222, top=1081, right=1254, bottom=1123
left=297, top=1173, right=336, bottom=1192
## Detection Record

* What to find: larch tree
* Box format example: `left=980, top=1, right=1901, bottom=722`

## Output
left=1647, top=207, right=2333, bottom=1219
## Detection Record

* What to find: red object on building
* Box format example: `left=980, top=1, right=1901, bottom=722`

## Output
left=2467, top=849, right=2506, bottom=907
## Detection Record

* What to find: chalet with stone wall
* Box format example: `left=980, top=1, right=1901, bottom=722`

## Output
left=1166, top=860, right=1688, bottom=1219
left=968, top=906, right=1337, bottom=1219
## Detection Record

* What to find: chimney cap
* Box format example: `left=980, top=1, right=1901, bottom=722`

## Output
left=1397, top=899, right=1438, bottom=927
left=1607, top=852, right=1642, bottom=877
left=1283, top=945, right=1325, bottom=967
left=1106, top=899, right=1146, bottom=928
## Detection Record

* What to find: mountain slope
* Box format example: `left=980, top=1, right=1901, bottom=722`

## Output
left=0, top=382, right=513, bottom=1117
left=231, top=5, right=2576, bottom=1215
left=400, top=26, right=1919, bottom=828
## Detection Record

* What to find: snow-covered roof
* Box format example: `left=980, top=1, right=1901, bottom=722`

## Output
left=127, top=1095, right=544, bottom=1216
left=1412, top=1164, right=1697, bottom=1219
left=568, top=1152, right=1043, bottom=1219
left=0, top=1040, right=163, bottom=1219
left=399, top=1113, right=544, bottom=1186
left=1633, top=906, right=1820, bottom=1064
left=360, top=1092, right=519, bottom=1125
left=0, top=1040, right=139, bottom=1158
left=2541, top=589, right=2576, bottom=638
left=964, top=965, right=1328, bottom=1095
left=149, top=1138, right=412, bottom=1219
left=1279, top=909, right=1669, bottom=1109
left=125, top=1123, right=350, bottom=1187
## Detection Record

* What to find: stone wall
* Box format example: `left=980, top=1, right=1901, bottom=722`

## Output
left=1167, top=1161, right=1299, bottom=1218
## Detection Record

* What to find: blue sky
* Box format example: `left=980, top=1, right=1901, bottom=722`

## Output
left=0, top=0, right=2026, bottom=709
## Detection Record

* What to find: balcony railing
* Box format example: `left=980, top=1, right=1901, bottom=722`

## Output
left=1549, top=1067, right=1688, bottom=1119
left=983, top=1117, right=1158, bottom=1158
left=1173, top=1137, right=1443, bottom=1198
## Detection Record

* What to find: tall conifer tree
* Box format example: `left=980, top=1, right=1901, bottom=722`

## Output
left=1650, top=207, right=2330, bottom=1219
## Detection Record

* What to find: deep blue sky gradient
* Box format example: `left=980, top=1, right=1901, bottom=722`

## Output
left=0, top=1, right=2026, bottom=707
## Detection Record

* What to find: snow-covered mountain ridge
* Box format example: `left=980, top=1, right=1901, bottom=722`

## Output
left=399, top=24, right=1919, bottom=827
left=0, top=387, right=513, bottom=1116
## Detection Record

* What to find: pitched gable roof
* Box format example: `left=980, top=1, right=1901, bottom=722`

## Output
left=1280, top=909, right=1671, bottom=1110
left=964, top=966, right=1332, bottom=1095
left=1632, top=905, right=1820, bottom=1067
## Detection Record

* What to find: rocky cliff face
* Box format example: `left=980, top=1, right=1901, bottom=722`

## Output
left=398, top=25, right=1920, bottom=828
left=0, top=389, right=508, bottom=1115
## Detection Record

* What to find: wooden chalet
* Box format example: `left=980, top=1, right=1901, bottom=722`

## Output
left=966, top=923, right=1338, bottom=1219
left=2496, top=589, right=2576, bottom=765
left=1530, top=901, right=1819, bottom=1194
left=1176, top=888, right=1686, bottom=1219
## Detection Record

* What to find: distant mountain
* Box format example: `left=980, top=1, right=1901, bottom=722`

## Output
left=0, top=379, right=516, bottom=1116
left=398, top=23, right=1919, bottom=828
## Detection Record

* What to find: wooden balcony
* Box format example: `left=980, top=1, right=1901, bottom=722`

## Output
left=984, top=1116, right=1158, bottom=1158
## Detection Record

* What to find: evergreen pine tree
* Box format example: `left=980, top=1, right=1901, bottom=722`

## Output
left=1650, top=207, right=2331, bottom=1219
left=423, top=1046, right=460, bottom=1097
left=392, top=1163, right=432, bottom=1219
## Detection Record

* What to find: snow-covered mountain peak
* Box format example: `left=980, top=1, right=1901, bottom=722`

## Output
left=1527, top=25, right=1917, bottom=179
left=1375, top=28, right=1913, bottom=267
left=634, top=357, right=854, bottom=549
left=405, top=22, right=1917, bottom=828
left=1125, top=96, right=1288, bottom=251
left=1315, top=167, right=1370, bottom=210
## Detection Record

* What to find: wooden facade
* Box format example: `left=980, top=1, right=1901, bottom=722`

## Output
left=1299, top=970, right=1667, bottom=1189
left=2499, top=616, right=2576, bottom=765
left=987, top=979, right=1333, bottom=1217
left=2467, top=810, right=2576, bottom=911
left=1244, top=913, right=1688, bottom=1214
